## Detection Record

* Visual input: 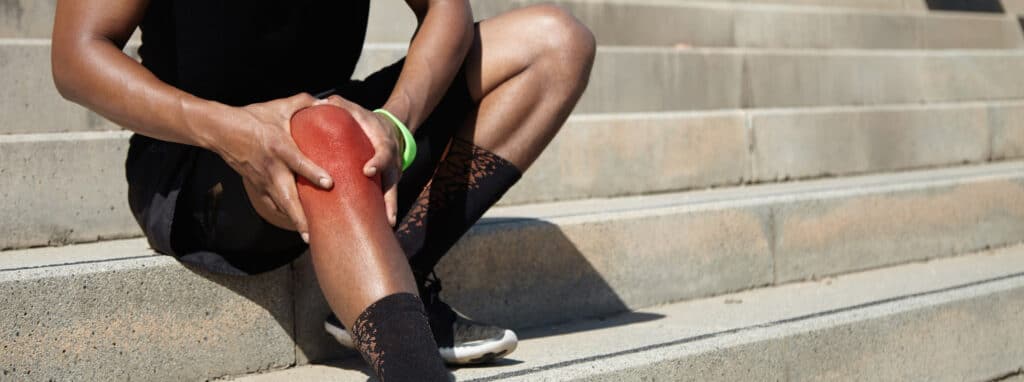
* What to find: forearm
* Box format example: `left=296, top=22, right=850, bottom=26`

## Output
left=384, top=0, right=473, bottom=132
left=52, top=37, right=232, bottom=151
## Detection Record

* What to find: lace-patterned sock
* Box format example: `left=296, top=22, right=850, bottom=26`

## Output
left=396, top=138, right=523, bottom=274
left=350, top=293, right=450, bottom=381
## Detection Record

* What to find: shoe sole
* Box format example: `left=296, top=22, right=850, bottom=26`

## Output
left=324, top=322, right=518, bottom=365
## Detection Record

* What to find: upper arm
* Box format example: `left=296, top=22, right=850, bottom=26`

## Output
left=51, top=0, right=150, bottom=98
left=405, top=0, right=471, bottom=23
left=53, top=0, right=149, bottom=49
left=405, top=0, right=429, bottom=22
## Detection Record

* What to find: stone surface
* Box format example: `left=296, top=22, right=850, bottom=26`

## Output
left=772, top=174, right=1024, bottom=282
left=989, top=102, right=1024, bottom=160
left=0, top=0, right=56, bottom=38
left=0, top=240, right=295, bottom=382
left=468, top=0, right=1022, bottom=49
left=0, top=40, right=135, bottom=135
left=751, top=103, right=990, bottom=181
left=742, top=50, right=1024, bottom=109
left=291, top=253, right=359, bottom=365
left=5, top=163, right=1024, bottom=376
left=288, top=161, right=1024, bottom=364
left=579, top=47, right=745, bottom=113
left=15, top=43, right=1024, bottom=134
left=4, top=105, right=1023, bottom=250
left=230, top=245, right=1024, bottom=381
left=501, top=111, right=750, bottom=205
left=0, top=131, right=139, bottom=250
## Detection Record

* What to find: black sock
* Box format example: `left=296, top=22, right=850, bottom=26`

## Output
left=396, top=138, right=522, bottom=274
left=350, top=293, right=450, bottom=382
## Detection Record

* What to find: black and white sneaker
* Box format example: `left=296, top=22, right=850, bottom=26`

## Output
left=324, top=273, right=518, bottom=365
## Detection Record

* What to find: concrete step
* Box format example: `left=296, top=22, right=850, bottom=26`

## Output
left=369, top=0, right=1023, bottom=49
left=14, top=39, right=1024, bottom=134
left=2, top=161, right=1022, bottom=379
left=651, top=0, right=927, bottom=11
left=5, top=101, right=1024, bottom=250
left=230, top=244, right=1024, bottom=382
left=8, top=0, right=978, bottom=45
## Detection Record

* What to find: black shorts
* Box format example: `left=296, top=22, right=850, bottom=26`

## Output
left=126, top=58, right=473, bottom=275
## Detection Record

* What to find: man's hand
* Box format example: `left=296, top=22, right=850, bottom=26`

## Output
left=317, top=95, right=405, bottom=227
left=211, top=93, right=335, bottom=242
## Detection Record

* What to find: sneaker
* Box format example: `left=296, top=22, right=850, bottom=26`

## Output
left=324, top=273, right=518, bottom=365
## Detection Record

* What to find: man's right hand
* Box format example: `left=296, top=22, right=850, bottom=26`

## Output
left=210, top=93, right=334, bottom=242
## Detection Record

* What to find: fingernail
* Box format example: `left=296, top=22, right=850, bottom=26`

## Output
left=301, top=232, right=310, bottom=243
left=367, top=167, right=377, bottom=176
left=313, top=99, right=327, bottom=105
left=319, top=177, right=332, bottom=188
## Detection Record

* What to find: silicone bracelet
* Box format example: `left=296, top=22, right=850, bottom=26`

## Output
left=374, top=108, right=417, bottom=171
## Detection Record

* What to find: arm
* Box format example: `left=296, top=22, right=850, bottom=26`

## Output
left=384, top=0, right=474, bottom=132
left=334, top=0, right=472, bottom=223
left=52, top=0, right=332, bottom=240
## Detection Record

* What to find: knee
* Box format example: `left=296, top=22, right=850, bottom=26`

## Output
left=526, top=5, right=596, bottom=75
left=291, top=104, right=375, bottom=174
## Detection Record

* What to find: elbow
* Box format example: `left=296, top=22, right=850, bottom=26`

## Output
left=51, top=44, right=86, bottom=104
left=51, top=49, right=77, bottom=102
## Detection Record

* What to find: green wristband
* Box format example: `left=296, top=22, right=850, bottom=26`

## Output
left=374, top=108, right=417, bottom=172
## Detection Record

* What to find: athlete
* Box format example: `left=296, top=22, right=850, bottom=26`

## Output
left=52, top=0, right=594, bottom=380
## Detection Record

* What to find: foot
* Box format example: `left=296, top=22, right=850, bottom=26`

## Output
left=325, top=273, right=518, bottom=365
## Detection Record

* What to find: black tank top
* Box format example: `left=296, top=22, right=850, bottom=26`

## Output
left=139, top=0, right=370, bottom=106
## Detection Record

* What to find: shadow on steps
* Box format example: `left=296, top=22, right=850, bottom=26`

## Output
left=195, top=217, right=665, bottom=375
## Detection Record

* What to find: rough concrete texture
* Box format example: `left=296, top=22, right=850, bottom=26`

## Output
left=772, top=175, right=1024, bottom=282
left=466, top=0, right=1022, bottom=49
left=435, top=205, right=775, bottom=328
left=287, top=161, right=1024, bottom=364
left=580, top=47, right=746, bottom=113
left=5, top=103, right=1024, bottom=250
left=0, top=242, right=295, bottom=381
left=751, top=103, right=991, bottom=181
left=15, top=43, right=1024, bottom=133
left=670, top=0, right=927, bottom=10
left=0, top=0, right=56, bottom=37
left=988, top=102, right=1024, bottom=160
left=1004, top=0, right=1024, bottom=14
left=290, top=253, right=360, bottom=365
left=0, top=131, right=140, bottom=250
left=289, top=203, right=775, bottom=364
left=6, top=0, right=934, bottom=41
left=231, top=245, right=1024, bottom=381
left=501, top=111, right=750, bottom=205
left=0, top=40, right=136, bottom=134
left=742, top=50, right=1024, bottom=109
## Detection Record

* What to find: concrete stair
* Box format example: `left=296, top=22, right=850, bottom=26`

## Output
left=3, top=0, right=1024, bottom=380
left=5, top=102, right=1024, bottom=250
left=2, top=161, right=1023, bottom=380
left=229, top=244, right=1024, bottom=381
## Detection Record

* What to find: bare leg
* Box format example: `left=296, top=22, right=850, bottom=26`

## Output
left=462, top=5, right=596, bottom=170
left=398, top=5, right=596, bottom=274
left=251, top=105, right=447, bottom=380
left=288, top=105, right=417, bottom=326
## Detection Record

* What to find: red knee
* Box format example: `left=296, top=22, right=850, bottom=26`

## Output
left=291, top=105, right=377, bottom=182
left=291, top=105, right=384, bottom=229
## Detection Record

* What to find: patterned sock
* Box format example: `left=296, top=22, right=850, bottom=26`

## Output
left=350, top=293, right=450, bottom=381
left=396, top=138, right=523, bottom=274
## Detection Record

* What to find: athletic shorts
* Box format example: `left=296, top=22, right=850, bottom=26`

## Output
left=125, top=58, right=473, bottom=275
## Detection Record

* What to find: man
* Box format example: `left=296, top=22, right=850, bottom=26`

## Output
left=52, top=0, right=594, bottom=380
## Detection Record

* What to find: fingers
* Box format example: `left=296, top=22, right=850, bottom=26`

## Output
left=273, top=139, right=333, bottom=189
left=271, top=170, right=311, bottom=243
left=287, top=93, right=318, bottom=112
left=383, top=168, right=400, bottom=226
